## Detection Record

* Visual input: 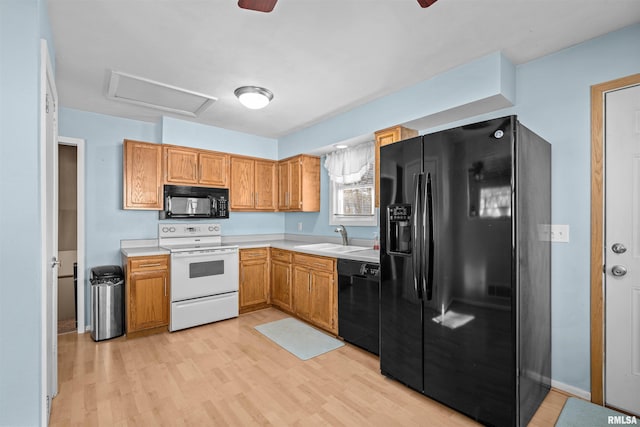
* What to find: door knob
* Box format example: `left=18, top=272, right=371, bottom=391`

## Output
left=612, top=243, right=627, bottom=254
left=611, top=265, right=627, bottom=277
left=51, top=257, right=61, bottom=268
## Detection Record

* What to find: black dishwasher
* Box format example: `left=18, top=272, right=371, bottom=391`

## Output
left=338, top=259, right=380, bottom=355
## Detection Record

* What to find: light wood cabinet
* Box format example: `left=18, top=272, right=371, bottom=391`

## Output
left=270, top=249, right=293, bottom=311
left=230, top=157, right=254, bottom=209
left=278, top=161, right=291, bottom=211
left=292, top=253, right=337, bottom=334
left=234, top=246, right=340, bottom=334
left=123, top=139, right=163, bottom=210
left=374, top=125, right=418, bottom=207
left=125, top=141, right=326, bottom=213
left=230, top=156, right=277, bottom=211
left=124, top=255, right=169, bottom=336
left=164, top=145, right=229, bottom=188
left=278, top=155, right=320, bottom=212
left=164, top=145, right=198, bottom=184
left=255, top=160, right=277, bottom=210
left=239, top=248, right=270, bottom=313
left=199, top=151, right=229, bottom=187
left=293, top=266, right=312, bottom=320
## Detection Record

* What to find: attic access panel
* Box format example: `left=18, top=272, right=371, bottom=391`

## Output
left=107, top=71, right=217, bottom=117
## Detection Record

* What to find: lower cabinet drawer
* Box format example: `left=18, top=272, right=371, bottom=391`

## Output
left=240, top=248, right=269, bottom=260
left=293, top=253, right=334, bottom=272
left=170, top=292, right=239, bottom=332
left=130, top=256, right=168, bottom=271
left=271, top=248, right=292, bottom=263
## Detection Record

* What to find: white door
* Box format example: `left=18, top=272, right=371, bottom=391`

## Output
left=605, top=82, right=640, bottom=415
left=41, top=40, right=59, bottom=421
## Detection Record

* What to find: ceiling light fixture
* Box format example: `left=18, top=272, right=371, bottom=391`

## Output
left=334, top=144, right=348, bottom=149
left=234, top=86, right=274, bottom=109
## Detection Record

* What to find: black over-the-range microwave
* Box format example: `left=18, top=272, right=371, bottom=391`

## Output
left=159, top=185, right=229, bottom=220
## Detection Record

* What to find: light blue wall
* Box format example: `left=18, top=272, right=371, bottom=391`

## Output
left=278, top=51, right=516, bottom=158
left=514, top=23, right=640, bottom=392
left=0, top=0, right=52, bottom=425
left=162, top=116, right=278, bottom=159
left=58, top=108, right=159, bottom=324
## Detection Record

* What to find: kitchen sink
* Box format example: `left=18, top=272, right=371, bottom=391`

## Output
left=294, top=243, right=369, bottom=253
left=332, top=245, right=371, bottom=253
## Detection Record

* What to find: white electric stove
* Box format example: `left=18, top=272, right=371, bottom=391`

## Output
left=159, top=223, right=238, bottom=331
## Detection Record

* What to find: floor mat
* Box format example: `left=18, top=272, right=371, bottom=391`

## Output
left=555, top=397, right=636, bottom=427
left=254, top=317, right=344, bottom=360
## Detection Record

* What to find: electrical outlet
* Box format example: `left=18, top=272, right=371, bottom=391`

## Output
left=550, top=224, right=570, bottom=243
left=297, top=222, right=303, bottom=232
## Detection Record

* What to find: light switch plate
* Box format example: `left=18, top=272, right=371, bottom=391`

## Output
left=550, top=224, right=570, bottom=242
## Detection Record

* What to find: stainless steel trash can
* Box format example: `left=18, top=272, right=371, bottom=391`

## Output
left=90, top=265, right=124, bottom=341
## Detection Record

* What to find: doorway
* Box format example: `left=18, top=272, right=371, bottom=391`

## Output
left=57, top=144, right=77, bottom=334
left=590, top=73, right=640, bottom=408
left=58, top=136, right=86, bottom=335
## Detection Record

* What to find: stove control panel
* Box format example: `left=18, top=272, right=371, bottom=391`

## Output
left=159, top=223, right=221, bottom=238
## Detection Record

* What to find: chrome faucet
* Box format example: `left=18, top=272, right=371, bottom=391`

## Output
left=335, top=225, right=348, bottom=246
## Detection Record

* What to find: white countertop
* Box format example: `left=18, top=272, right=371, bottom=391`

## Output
left=235, top=239, right=380, bottom=263
left=121, top=238, right=379, bottom=263
left=120, top=246, right=170, bottom=257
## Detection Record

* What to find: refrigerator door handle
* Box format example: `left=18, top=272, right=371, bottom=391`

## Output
left=412, top=173, right=423, bottom=299
left=423, top=172, right=434, bottom=300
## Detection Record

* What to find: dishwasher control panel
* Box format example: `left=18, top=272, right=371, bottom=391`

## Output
left=360, top=263, right=379, bottom=277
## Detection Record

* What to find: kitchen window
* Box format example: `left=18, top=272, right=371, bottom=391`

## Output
left=325, top=142, right=377, bottom=226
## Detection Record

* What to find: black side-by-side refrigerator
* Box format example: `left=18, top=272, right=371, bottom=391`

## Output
left=379, top=115, right=551, bottom=427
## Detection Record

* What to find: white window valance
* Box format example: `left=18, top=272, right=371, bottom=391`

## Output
left=324, top=141, right=375, bottom=184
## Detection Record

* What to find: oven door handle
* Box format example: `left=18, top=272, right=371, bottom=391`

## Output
left=171, top=249, right=238, bottom=259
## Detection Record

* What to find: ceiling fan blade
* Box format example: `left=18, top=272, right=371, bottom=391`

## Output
left=238, top=0, right=278, bottom=13
left=417, top=0, right=438, bottom=8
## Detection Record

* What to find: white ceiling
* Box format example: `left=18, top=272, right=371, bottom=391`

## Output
left=47, top=0, right=640, bottom=139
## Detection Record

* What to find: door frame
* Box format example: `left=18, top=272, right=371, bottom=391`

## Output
left=59, top=136, right=86, bottom=333
left=590, top=73, right=640, bottom=405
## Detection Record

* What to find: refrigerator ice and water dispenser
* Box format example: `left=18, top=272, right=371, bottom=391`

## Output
left=387, top=204, right=412, bottom=254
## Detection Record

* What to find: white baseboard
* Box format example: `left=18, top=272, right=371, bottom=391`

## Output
left=551, top=379, right=591, bottom=400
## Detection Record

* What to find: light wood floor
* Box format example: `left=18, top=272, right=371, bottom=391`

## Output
left=50, top=308, right=568, bottom=426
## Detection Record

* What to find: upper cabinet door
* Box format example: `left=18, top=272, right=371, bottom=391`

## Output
left=254, top=160, right=277, bottom=210
left=123, top=139, right=163, bottom=210
left=278, top=161, right=291, bottom=210
left=230, top=156, right=277, bottom=211
left=276, top=155, right=320, bottom=212
left=374, top=125, right=418, bottom=207
left=288, top=158, right=302, bottom=210
left=199, top=151, right=229, bottom=188
left=164, top=145, right=198, bottom=184
left=230, top=156, right=255, bottom=210
left=165, top=146, right=230, bottom=188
